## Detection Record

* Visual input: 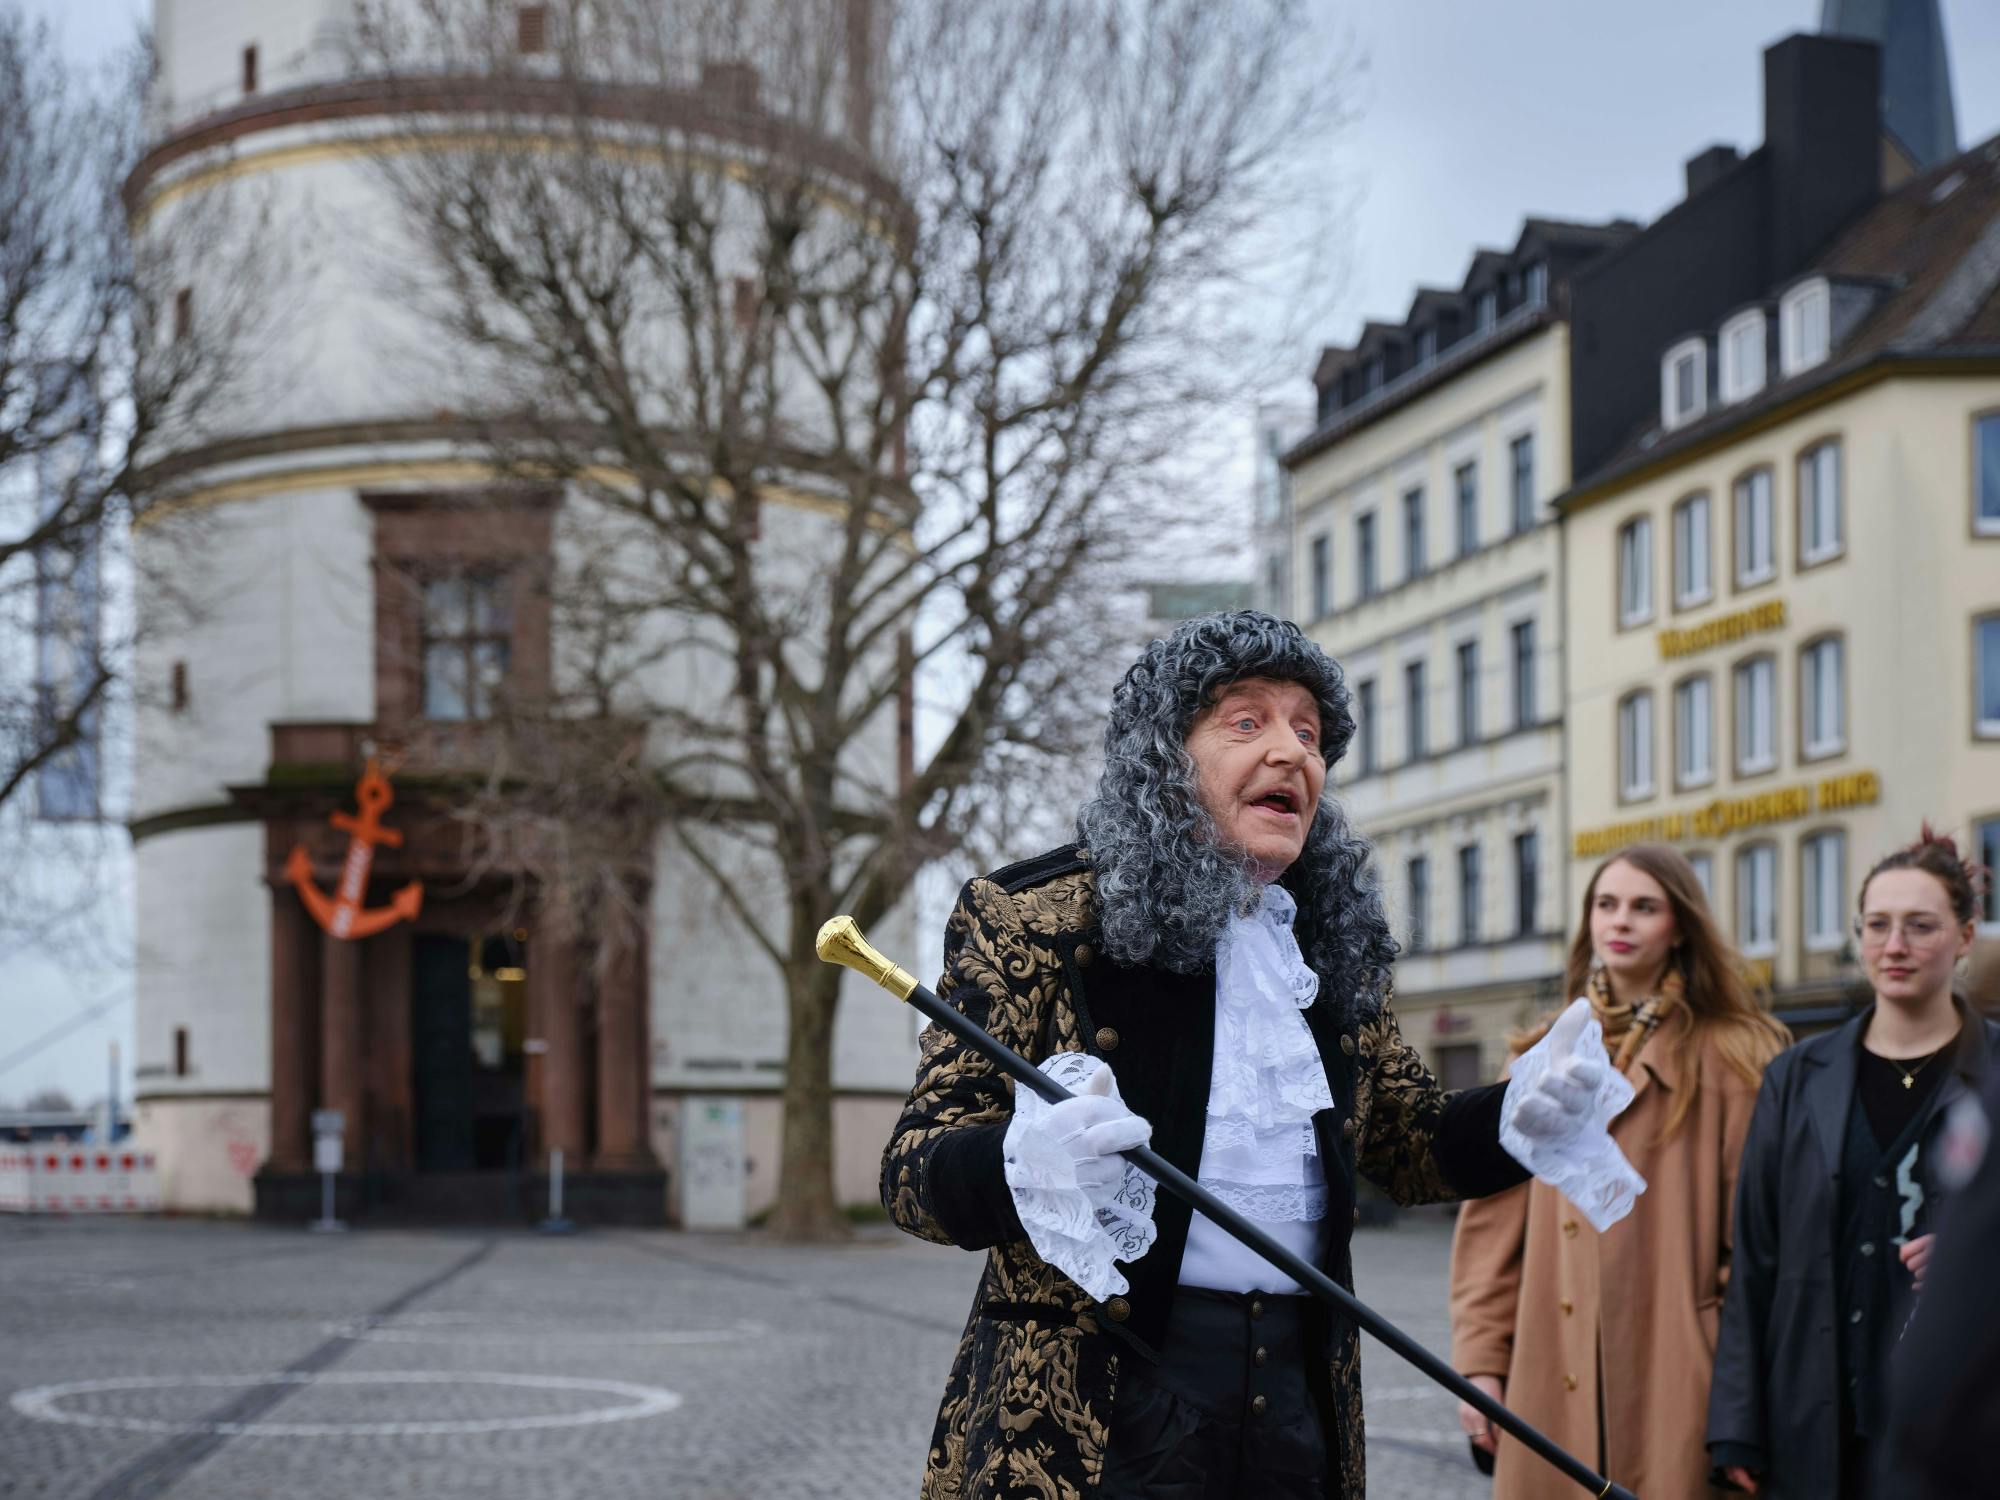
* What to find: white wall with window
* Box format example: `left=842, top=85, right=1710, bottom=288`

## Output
left=1736, top=842, right=1778, bottom=956
left=1618, top=689, right=1654, bottom=800
left=1510, top=618, right=1537, bottom=729
left=1458, top=841, right=1482, bottom=945
left=1404, top=657, right=1428, bottom=761
left=1800, top=636, right=1844, bottom=759
left=1719, top=309, right=1768, bottom=403
left=1309, top=533, right=1331, bottom=620
left=1687, top=851, right=1714, bottom=899
left=1779, top=278, right=1830, bottom=375
left=1798, top=439, right=1843, bottom=565
left=1618, top=516, right=1653, bottom=626
left=1510, top=433, right=1536, bottom=534
left=1978, top=615, right=2000, bottom=738
left=1354, top=677, right=1378, bottom=774
left=1357, top=511, right=1378, bottom=599
left=1403, top=487, right=1426, bottom=580
left=1801, top=830, right=1845, bottom=952
left=1406, top=854, right=1430, bottom=950
left=1978, top=413, right=2000, bottom=536
left=1979, top=818, right=2000, bottom=930
left=1672, top=492, right=1713, bottom=608
left=1662, top=337, right=1707, bottom=431
left=1674, top=674, right=1714, bottom=789
left=1733, top=468, right=1775, bottom=587
left=1734, top=655, right=1776, bottom=774
left=1455, top=461, right=1479, bottom=556
left=1456, top=639, right=1479, bottom=747
left=1513, top=829, right=1539, bottom=936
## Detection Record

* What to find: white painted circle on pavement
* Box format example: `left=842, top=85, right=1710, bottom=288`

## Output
left=318, top=1311, right=767, bottom=1347
left=9, top=1370, right=683, bottom=1436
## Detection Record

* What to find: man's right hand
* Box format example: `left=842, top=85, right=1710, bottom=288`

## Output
left=1457, top=1373, right=1503, bottom=1455
left=1721, top=1466, right=1760, bottom=1494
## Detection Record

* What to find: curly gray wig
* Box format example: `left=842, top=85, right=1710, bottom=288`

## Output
left=1075, top=610, right=1397, bottom=1019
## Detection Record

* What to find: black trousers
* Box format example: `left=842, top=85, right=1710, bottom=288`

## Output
left=1099, top=1287, right=1331, bottom=1500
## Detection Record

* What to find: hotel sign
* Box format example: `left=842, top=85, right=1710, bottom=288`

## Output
left=1658, top=600, right=1787, bottom=661
left=1573, top=770, right=1881, bottom=858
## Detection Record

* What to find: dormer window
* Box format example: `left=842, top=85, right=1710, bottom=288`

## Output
left=1718, top=309, right=1767, bottom=403
left=1364, top=357, right=1384, bottom=394
left=1415, top=327, right=1437, bottom=365
left=1475, top=290, right=1497, bottom=332
left=1779, top=278, right=1830, bottom=375
left=1661, top=337, right=1707, bottom=431
left=1524, top=261, right=1549, bottom=307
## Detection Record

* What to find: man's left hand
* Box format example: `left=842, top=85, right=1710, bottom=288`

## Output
left=1899, top=1233, right=1935, bottom=1293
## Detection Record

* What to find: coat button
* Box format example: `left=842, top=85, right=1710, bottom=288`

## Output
left=1859, top=1241, right=1875, bottom=1258
left=1254, top=1347, right=1268, bottom=1366
left=1250, top=1299, right=1264, bottom=1319
left=1562, top=1219, right=1579, bottom=1238
left=1560, top=1299, right=1574, bottom=1316
left=1340, top=1117, right=1357, bottom=1142
left=1075, top=944, right=1094, bottom=968
left=1562, top=1374, right=1578, bottom=1392
left=1250, top=1395, right=1268, bottom=1417
left=1340, top=1034, right=1357, bottom=1056
left=1095, top=1027, right=1119, bottom=1051
left=1104, top=1296, right=1130, bottom=1322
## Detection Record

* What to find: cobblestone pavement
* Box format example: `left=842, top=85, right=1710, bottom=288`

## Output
left=0, top=1211, right=1486, bottom=1500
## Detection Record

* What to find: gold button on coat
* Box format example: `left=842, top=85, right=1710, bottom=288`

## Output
left=1562, top=1219, right=1579, bottom=1237
left=1560, top=1299, right=1574, bottom=1316
left=1562, top=1373, right=1578, bottom=1392
left=1104, top=1296, right=1130, bottom=1322
left=1095, top=1027, right=1119, bottom=1051
left=1074, top=943, right=1094, bottom=967
left=1253, top=1347, right=1268, bottom=1366
left=1250, top=1395, right=1268, bottom=1416
left=1250, top=1299, right=1264, bottom=1319
left=1339, top=1033, right=1357, bottom=1056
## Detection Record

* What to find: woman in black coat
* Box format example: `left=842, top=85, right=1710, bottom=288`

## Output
left=1706, top=831, right=1997, bottom=1498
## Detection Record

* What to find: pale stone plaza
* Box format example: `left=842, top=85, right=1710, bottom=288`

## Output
left=0, top=1212, right=1483, bottom=1500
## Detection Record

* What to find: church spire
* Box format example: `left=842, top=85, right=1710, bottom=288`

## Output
left=1821, top=0, right=1959, bottom=173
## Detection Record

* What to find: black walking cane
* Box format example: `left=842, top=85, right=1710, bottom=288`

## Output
left=819, top=916, right=1637, bottom=1500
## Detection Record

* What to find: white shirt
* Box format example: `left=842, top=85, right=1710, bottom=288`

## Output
left=1178, top=885, right=1335, bottom=1295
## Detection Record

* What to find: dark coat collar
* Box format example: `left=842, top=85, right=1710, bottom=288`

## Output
left=1798, top=1000, right=1995, bottom=1172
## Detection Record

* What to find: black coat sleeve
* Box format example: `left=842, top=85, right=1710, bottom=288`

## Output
left=1706, top=1062, right=1785, bottom=1474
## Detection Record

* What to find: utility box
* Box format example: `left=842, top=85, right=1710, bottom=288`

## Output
left=678, top=1098, right=747, bottom=1230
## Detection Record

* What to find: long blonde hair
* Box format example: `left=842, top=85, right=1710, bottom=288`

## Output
left=1518, top=844, right=1789, bottom=1141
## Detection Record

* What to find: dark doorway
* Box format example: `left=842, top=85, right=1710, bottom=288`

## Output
left=412, top=933, right=529, bottom=1172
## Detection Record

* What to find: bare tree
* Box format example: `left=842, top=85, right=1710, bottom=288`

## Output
left=351, top=0, right=1346, bottom=1238
left=0, top=10, right=277, bottom=950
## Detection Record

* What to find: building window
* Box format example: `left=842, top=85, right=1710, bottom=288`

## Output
left=1407, top=856, right=1429, bottom=951
left=1733, top=467, right=1776, bottom=587
left=1511, top=620, right=1536, bottom=728
left=1364, top=357, right=1385, bottom=394
left=1355, top=678, right=1378, bottom=774
left=1459, top=843, right=1482, bottom=946
left=1736, top=842, right=1778, bottom=956
left=32, top=518, right=101, bottom=821
left=421, top=573, right=512, bottom=721
left=1978, top=818, right=2000, bottom=928
left=517, top=4, right=549, bottom=53
left=1662, top=338, right=1707, bottom=430
left=1357, top=512, right=1378, bottom=599
left=1978, top=414, right=2000, bottom=535
left=1802, top=831, right=1845, bottom=951
left=1309, top=533, right=1331, bottom=620
left=1779, top=278, right=1830, bottom=375
left=1618, top=690, right=1655, bottom=801
left=1524, top=261, right=1549, bottom=307
left=1415, top=327, right=1437, bottom=365
left=1978, top=616, right=2000, bottom=738
left=1456, top=640, right=1479, bottom=747
left=1475, top=290, right=1497, bottom=332
left=1672, top=492, right=1713, bottom=608
left=1798, top=439, right=1843, bottom=566
left=242, top=44, right=258, bottom=94
left=1454, top=462, right=1478, bottom=556
left=1404, top=659, right=1427, bottom=761
left=1719, top=309, right=1767, bottom=402
left=1403, top=487, right=1426, bottom=580
left=1618, top=516, right=1653, bottom=627
left=174, top=1028, right=190, bottom=1078
left=1687, top=851, right=1714, bottom=899
left=1800, top=636, right=1844, bottom=759
left=1734, top=654, right=1777, bottom=774
left=1510, top=434, right=1535, bottom=533
left=1674, top=674, right=1714, bottom=789
left=1263, top=553, right=1286, bottom=617
left=1514, top=829, right=1539, bottom=936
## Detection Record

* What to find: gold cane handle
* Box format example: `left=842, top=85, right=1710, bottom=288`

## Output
left=815, top=916, right=920, bottom=1002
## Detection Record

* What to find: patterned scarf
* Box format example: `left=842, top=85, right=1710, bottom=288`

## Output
left=1588, top=962, right=1683, bottom=1073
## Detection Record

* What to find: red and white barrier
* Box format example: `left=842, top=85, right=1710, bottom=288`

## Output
left=0, top=1148, right=162, bottom=1214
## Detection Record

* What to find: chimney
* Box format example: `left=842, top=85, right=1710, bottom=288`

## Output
left=1763, top=33, right=1881, bottom=275
left=1684, top=144, right=1741, bottom=197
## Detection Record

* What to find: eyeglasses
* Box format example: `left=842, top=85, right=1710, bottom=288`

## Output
left=1852, top=914, right=1954, bottom=949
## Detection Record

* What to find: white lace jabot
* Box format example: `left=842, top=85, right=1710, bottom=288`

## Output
left=1198, top=886, right=1333, bottom=1222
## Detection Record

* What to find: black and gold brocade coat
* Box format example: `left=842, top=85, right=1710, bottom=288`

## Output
left=881, top=846, right=1527, bottom=1500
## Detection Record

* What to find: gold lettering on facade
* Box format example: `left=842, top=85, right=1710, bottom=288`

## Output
left=1657, top=600, right=1788, bottom=661
left=1571, top=770, right=1881, bottom=858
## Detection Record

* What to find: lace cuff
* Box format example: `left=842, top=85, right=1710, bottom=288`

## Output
left=1499, top=999, right=1646, bottom=1232
left=1001, top=1052, right=1158, bottom=1301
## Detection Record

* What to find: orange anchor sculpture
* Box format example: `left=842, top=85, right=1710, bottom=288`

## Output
left=285, top=759, right=424, bottom=940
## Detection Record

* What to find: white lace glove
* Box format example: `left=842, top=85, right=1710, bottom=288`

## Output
left=1499, top=998, right=1646, bottom=1232
left=1002, top=1052, right=1158, bottom=1300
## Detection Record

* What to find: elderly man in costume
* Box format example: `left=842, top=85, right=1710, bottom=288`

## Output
left=882, top=611, right=1632, bottom=1500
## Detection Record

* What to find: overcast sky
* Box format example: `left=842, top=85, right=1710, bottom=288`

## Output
left=8, top=0, right=1998, bottom=1105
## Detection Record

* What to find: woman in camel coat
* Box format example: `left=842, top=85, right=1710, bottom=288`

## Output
left=1449, top=845, right=1788, bottom=1500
